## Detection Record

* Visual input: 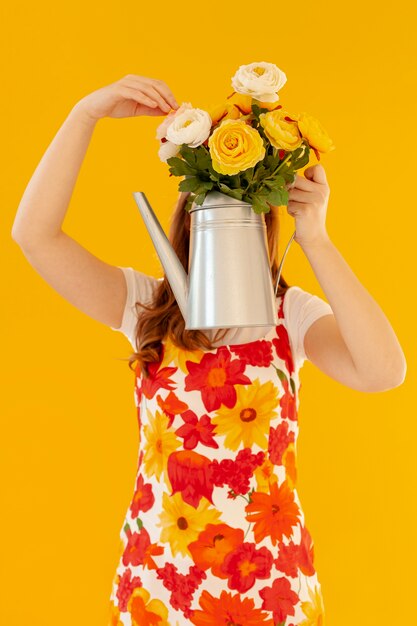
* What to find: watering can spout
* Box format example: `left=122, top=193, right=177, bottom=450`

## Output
left=132, top=192, right=188, bottom=321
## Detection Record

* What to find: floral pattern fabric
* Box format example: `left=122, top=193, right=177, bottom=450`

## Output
left=108, top=291, right=326, bottom=626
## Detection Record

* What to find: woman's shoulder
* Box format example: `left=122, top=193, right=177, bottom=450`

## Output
left=109, top=266, right=162, bottom=347
left=280, top=284, right=333, bottom=365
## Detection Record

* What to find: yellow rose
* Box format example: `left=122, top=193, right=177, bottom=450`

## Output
left=297, top=111, right=335, bottom=153
left=259, top=109, right=303, bottom=152
left=208, top=118, right=265, bottom=175
left=207, top=93, right=251, bottom=126
left=207, top=92, right=282, bottom=126
left=207, top=101, right=237, bottom=125
left=225, top=92, right=253, bottom=114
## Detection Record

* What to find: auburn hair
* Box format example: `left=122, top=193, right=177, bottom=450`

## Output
left=126, top=191, right=291, bottom=378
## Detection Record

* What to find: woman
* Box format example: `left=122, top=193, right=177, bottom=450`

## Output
left=12, top=74, right=407, bottom=626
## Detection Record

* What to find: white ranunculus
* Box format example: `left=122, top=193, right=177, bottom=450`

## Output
left=156, top=102, right=194, bottom=141
left=158, top=139, right=181, bottom=163
left=231, top=61, right=287, bottom=103
left=165, top=105, right=212, bottom=149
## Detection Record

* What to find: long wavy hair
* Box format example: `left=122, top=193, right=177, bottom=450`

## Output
left=127, top=191, right=291, bottom=378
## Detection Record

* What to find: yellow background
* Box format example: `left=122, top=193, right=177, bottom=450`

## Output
left=1, top=1, right=415, bottom=624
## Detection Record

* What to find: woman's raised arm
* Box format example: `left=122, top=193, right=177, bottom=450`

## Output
left=11, top=75, right=178, bottom=329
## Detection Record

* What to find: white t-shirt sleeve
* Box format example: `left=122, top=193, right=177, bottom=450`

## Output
left=283, top=286, right=333, bottom=366
left=110, top=266, right=161, bottom=349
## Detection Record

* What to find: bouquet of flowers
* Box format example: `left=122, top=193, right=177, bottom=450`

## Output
left=156, top=61, right=335, bottom=214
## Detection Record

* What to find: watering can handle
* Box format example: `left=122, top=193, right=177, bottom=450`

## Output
left=274, top=229, right=296, bottom=297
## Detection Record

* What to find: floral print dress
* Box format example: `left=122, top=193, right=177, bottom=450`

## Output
left=108, top=267, right=333, bottom=626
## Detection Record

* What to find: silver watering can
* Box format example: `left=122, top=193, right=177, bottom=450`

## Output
left=132, top=189, right=295, bottom=331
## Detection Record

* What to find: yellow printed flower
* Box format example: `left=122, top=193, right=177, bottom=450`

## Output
left=283, top=442, right=297, bottom=489
left=108, top=600, right=123, bottom=626
left=299, top=583, right=325, bottom=626
left=254, top=456, right=279, bottom=492
left=127, top=586, right=169, bottom=626
left=208, top=118, right=265, bottom=176
left=161, top=334, right=205, bottom=373
left=157, top=491, right=222, bottom=557
left=212, top=378, right=280, bottom=450
left=142, top=409, right=181, bottom=485
left=259, top=108, right=303, bottom=152
left=297, top=111, right=335, bottom=154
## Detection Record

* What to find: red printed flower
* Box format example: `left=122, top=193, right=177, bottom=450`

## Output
left=167, top=450, right=214, bottom=507
left=272, top=325, right=294, bottom=376
left=156, top=390, right=189, bottom=428
left=259, top=576, right=299, bottom=623
left=210, top=448, right=265, bottom=496
left=156, top=562, right=206, bottom=618
left=122, top=526, right=164, bottom=569
left=130, top=473, right=155, bottom=517
left=298, top=524, right=316, bottom=576
left=140, top=359, right=178, bottom=399
left=268, top=421, right=295, bottom=465
left=175, top=409, right=219, bottom=450
left=115, top=568, right=142, bottom=612
left=280, top=377, right=297, bottom=421
left=184, top=346, right=251, bottom=412
left=274, top=540, right=300, bottom=577
left=230, top=340, right=274, bottom=367
left=274, top=523, right=315, bottom=578
left=221, top=542, right=273, bottom=592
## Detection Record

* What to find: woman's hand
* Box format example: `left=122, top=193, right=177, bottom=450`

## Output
left=287, top=163, right=331, bottom=247
left=75, top=74, right=179, bottom=122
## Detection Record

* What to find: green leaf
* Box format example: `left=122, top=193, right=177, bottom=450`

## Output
left=264, top=154, right=276, bottom=170
left=265, top=175, right=286, bottom=189
left=184, top=195, right=194, bottom=212
left=208, top=168, right=221, bottom=181
left=136, top=518, right=143, bottom=530
left=224, top=188, right=244, bottom=200
left=267, top=188, right=288, bottom=205
left=218, top=182, right=232, bottom=194
left=179, top=144, right=198, bottom=166
left=291, top=141, right=310, bottom=169
left=254, top=165, right=267, bottom=179
left=195, top=181, right=214, bottom=194
left=271, top=152, right=283, bottom=170
left=194, top=192, right=207, bottom=205
left=195, top=146, right=212, bottom=170
left=250, top=194, right=271, bottom=214
left=251, top=103, right=270, bottom=118
left=179, top=176, right=201, bottom=192
left=166, top=156, right=197, bottom=177
left=242, top=166, right=255, bottom=184
left=228, top=174, right=241, bottom=189
left=274, top=367, right=288, bottom=383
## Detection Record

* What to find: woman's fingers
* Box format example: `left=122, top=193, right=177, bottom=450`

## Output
left=142, top=85, right=172, bottom=112
left=144, top=77, right=179, bottom=109
left=123, top=75, right=178, bottom=111
left=119, top=85, right=158, bottom=108
left=288, top=187, right=312, bottom=203
left=292, top=173, right=317, bottom=191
